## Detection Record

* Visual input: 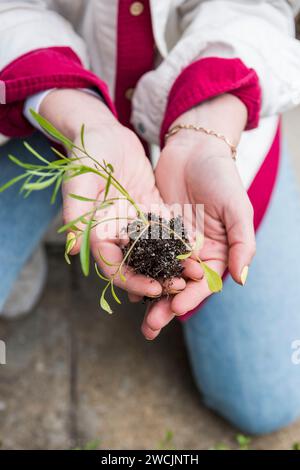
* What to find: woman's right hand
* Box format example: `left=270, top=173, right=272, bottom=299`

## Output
left=40, top=89, right=186, bottom=300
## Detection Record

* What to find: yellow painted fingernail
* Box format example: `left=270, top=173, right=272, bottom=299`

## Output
left=174, top=311, right=185, bottom=317
left=147, top=293, right=161, bottom=298
left=241, top=265, right=249, bottom=286
left=168, top=289, right=182, bottom=295
left=66, top=232, right=76, bottom=253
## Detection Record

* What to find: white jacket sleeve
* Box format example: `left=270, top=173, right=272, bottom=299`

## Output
left=0, top=0, right=88, bottom=70
left=132, top=0, right=300, bottom=145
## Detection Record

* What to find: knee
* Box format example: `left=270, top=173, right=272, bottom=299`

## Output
left=203, top=389, right=300, bottom=436
left=183, top=315, right=300, bottom=435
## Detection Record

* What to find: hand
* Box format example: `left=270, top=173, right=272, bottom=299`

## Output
left=142, top=94, right=256, bottom=339
left=40, top=89, right=185, bottom=302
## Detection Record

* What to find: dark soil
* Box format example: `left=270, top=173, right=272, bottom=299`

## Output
left=122, top=213, right=189, bottom=281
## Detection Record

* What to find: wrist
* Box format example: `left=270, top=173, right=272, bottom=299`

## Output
left=167, top=131, right=234, bottom=163
left=39, top=88, right=118, bottom=141
left=167, top=94, right=247, bottom=149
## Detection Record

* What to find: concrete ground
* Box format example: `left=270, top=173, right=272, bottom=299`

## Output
left=0, top=110, right=300, bottom=450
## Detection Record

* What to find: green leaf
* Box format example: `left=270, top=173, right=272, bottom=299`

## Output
left=103, top=160, right=114, bottom=173
left=63, top=167, right=91, bottom=180
left=57, top=209, right=95, bottom=233
left=23, top=174, right=59, bottom=190
left=0, top=173, right=28, bottom=192
left=72, top=439, right=100, bottom=451
left=25, top=170, right=55, bottom=177
left=110, top=282, right=121, bottom=304
left=119, top=269, right=126, bottom=283
left=100, top=283, right=113, bottom=314
left=23, top=141, right=50, bottom=164
left=83, top=439, right=100, bottom=450
left=158, top=430, right=176, bottom=450
left=80, top=213, right=94, bottom=276
left=64, top=233, right=77, bottom=265
left=64, top=252, right=71, bottom=265
left=51, top=174, right=63, bottom=204
left=8, top=154, right=40, bottom=170
left=106, top=163, right=114, bottom=173
left=98, top=200, right=114, bottom=210
left=21, top=174, right=44, bottom=197
left=201, top=262, right=223, bottom=293
left=80, top=124, right=86, bottom=150
left=104, top=173, right=111, bottom=201
left=293, top=442, right=300, bottom=451
left=68, top=225, right=81, bottom=232
left=50, top=146, right=71, bottom=162
left=98, top=249, right=117, bottom=267
left=94, top=262, right=110, bottom=282
left=52, top=159, right=69, bottom=167
left=69, top=193, right=98, bottom=202
left=103, top=161, right=114, bottom=201
left=80, top=216, right=90, bottom=224
left=236, top=434, right=251, bottom=450
left=210, top=443, right=230, bottom=451
left=176, top=252, right=192, bottom=260
left=20, top=174, right=34, bottom=196
left=29, top=109, right=74, bottom=150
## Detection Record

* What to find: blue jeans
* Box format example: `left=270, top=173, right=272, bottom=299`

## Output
left=183, top=145, right=300, bottom=434
left=0, top=133, right=61, bottom=309
left=1, top=133, right=300, bottom=434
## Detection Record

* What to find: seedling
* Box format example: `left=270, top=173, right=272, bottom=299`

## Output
left=158, top=430, right=176, bottom=450
left=236, top=434, right=251, bottom=450
left=72, top=439, right=100, bottom=450
left=0, top=110, right=222, bottom=313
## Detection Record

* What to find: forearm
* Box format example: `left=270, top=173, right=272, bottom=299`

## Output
left=39, top=88, right=118, bottom=141
left=169, top=94, right=247, bottom=146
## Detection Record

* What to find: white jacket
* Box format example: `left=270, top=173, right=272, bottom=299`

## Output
left=0, top=0, right=300, bottom=187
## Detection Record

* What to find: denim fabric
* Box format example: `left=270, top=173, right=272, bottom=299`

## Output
left=0, top=132, right=61, bottom=309
left=183, top=148, right=300, bottom=434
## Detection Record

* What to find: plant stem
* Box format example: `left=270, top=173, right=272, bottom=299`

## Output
left=72, top=146, right=149, bottom=226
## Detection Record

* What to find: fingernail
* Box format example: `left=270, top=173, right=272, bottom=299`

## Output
left=147, top=293, right=161, bottom=298
left=174, top=311, right=186, bottom=317
left=241, top=265, right=249, bottom=286
left=66, top=232, right=76, bottom=253
left=168, top=289, right=182, bottom=295
left=189, top=276, right=202, bottom=282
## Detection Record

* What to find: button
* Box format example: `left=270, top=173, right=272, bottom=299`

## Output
left=125, top=88, right=134, bottom=100
left=130, top=2, right=144, bottom=16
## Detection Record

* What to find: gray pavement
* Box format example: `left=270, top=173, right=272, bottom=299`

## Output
left=1, top=246, right=300, bottom=450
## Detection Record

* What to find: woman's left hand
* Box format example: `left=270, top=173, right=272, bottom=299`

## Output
left=141, top=94, right=256, bottom=340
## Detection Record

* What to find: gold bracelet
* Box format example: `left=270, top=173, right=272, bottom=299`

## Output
left=164, top=124, right=237, bottom=160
